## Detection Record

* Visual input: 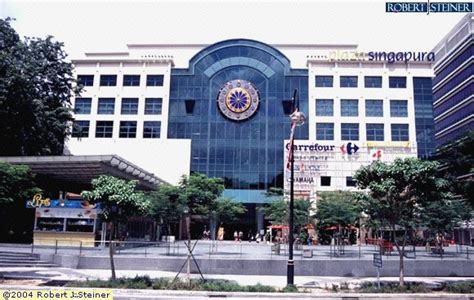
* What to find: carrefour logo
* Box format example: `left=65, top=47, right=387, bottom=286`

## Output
left=286, top=142, right=360, bottom=155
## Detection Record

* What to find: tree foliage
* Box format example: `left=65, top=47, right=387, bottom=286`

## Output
left=145, top=184, right=185, bottom=234
left=0, top=18, right=78, bottom=155
left=316, top=191, right=361, bottom=229
left=178, top=173, right=225, bottom=215
left=435, top=130, right=474, bottom=207
left=261, top=197, right=312, bottom=230
left=0, top=162, right=40, bottom=205
left=209, top=197, right=246, bottom=223
left=354, top=158, right=468, bottom=286
left=81, top=175, right=151, bottom=280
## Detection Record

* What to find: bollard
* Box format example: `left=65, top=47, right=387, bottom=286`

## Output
left=467, top=247, right=470, bottom=260
left=31, top=243, right=34, bottom=254
left=79, top=241, right=83, bottom=256
left=145, top=246, right=147, bottom=258
left=55, top=240, right=58, bottom=254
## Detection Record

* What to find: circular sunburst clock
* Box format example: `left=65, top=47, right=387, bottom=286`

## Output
left=216, top=79, right=260, bottom=121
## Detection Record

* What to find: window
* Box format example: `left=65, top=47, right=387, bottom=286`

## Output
left=123, top=75, right=140, bottom=86
left=341, top=99, right=359, bottom=116
left=119, top=121, right=137, bottom=138
left=364, top=76, right=382, bottom=88
left=346, top=176, right=356, bottom=187
left=341, top=123, right=359, bottom=140
left=121, top=98, right=138, bottom=115
left=340, top=76, right=358, bottom=87
left=146, top=75, right=164, bottom=86
left=321, top=176, right=331, bottom=186
left=144, top=98, right=163, bottom=115
left=143, top=121, right=161, bottom=138
left=71, top=121, right=89, bottom=138
left=391, top=124, right=409, bottom=141
left=315, top=76, right=333, bottom=87
left=77, top=75, right=94, bottom=86
left=97, top=98, right=115, bottom=114
left=74, top=98, right=92, bottom=114
left=95, top=121, right=113, bottom=138
left=99, top=75, right=117, bottom=86
left=390, top=100, right=408, bottom=117
left=316, top=123, right=334, bottom=140
left=315, top=99, right=334, bottom=116
left=366, top=123, right=384, bottom=141
left=389, top=76, right=406, bottom=88
left=365, top=100, right=383, bottom=117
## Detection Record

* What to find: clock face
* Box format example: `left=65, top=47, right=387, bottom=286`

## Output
left=217, top=79, right=259, bottom=121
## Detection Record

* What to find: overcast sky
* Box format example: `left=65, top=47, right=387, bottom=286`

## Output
left=1, top=0, right=467, bottom=59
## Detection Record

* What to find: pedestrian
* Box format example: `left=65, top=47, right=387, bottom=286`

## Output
left=255, top=233, right=260, bottom=243
left=248, top=230, right=253, bottom=242
left=238, top=230, right=243, bottom=242
left=234, top=230, right=238, bottom=241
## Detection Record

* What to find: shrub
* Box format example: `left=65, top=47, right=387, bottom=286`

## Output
left=445, top=281, right=474, bottom=293
left=359, top=281, right=429, bottom=293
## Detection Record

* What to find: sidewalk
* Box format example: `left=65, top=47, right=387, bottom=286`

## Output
left=1, top=266, right=473, bottom=289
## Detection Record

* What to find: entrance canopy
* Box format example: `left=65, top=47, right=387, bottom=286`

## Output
left=0, top=155, right=167, bottom=190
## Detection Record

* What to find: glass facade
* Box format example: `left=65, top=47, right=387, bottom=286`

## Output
left=315, top=76, right=333, bottom=87
left=341, top=123, right=359, bottom=140
left=168, top=39, right=308, bottom=203
left=315, top=99, right=333, bottom=116
left=365, top=100, right=383, bottom=117
left=432, top=42, right=473, bottom=147
left=341, top=99, right=358, bottom=116
left=413, top=77, right=435, bottom=158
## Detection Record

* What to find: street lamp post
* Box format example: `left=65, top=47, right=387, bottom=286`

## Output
left=183, top=205, right=191, bottom=283
left=286, top=89, right=306, bottom=287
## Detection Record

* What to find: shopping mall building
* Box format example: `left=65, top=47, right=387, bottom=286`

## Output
left=64, top=36, right=438, bottom=236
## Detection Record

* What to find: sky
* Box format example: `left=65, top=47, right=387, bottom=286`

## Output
left=0, top=0, right=467, bottom=59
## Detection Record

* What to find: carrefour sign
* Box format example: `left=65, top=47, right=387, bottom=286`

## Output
left=285, top=142, right=360, bottom=155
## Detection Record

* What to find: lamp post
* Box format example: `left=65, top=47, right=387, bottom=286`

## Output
left=183, top=205, right=191, bottom=283
left=285, top=89, right=306, bottom=287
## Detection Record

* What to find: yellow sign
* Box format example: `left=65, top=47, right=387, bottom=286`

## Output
left=26, top=194, right=51, bottom=208
left=0, top=289, right=112, bottom=300
left=366, top=141, right=411, bottom=148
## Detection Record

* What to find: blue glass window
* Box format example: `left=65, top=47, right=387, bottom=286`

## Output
left=143, top=121, right=161, bottom=138
left=145, top=98, right=162, bottom=115
left=95, top=121, right=113, bottom=138
left=315, top=76, right=333, bottom=87
left=366, top=123, right=384, bottom=141
left=389, top=76, right=406, bottom=88
left=119, top=121, right=137, bottom=138
left=97, top=98, right=115, bottom=114
left=341, top=99, right=359, bottom=116
left=315, top=99, right=333, bottom=116
left=121, top=98, right=138, bottom=115
left=346, top=176, right=356, bottom=187
left=321, top=176, right=331, bottom=186
left=364, top=76, right=382, bottom=88
left=340, top=76, right=358, bottom=87
left=146, top=75, right=164, bottom=86
left=365, top=100, right=383, bottom=117
left=341, top=123, right=359, bottom=140
left=390, top=100, right=408, bottom=117
left=71, top=121, right=89, bottom=138
left=74, top=98, right=92, bottom=114
left=391, top=124, right=409, bottom=141
left=316, top=123, right=334, bottom=140
left=77, top=75, right=94, bottom=86
left=99, top=75, right=117, bottom=86
left=123, top=75, right=140, bottom=86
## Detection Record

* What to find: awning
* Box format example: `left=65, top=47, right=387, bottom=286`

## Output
left=0, top=155, right=168, bottom=190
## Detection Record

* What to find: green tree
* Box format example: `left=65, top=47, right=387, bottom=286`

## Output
left=209, top=197, right=246, bottom=239
left=146, top=184, right=185, bottom=238
left=0, top=18, right=78, bottom=156
left=0, top=162, right=40, bottom=205
left=81, top=175, right=151, bottom=280
left=0, top=162, right=40, bottom=242
left=435, top=130, right=474, bottom=207
left=261, top=188, right=312, bottom=232
left=353, top=158, right=463, bottom=287
left=316, top=191, right=361, bottom=244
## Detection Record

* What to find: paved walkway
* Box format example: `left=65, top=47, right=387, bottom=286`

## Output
left=1, top=266, right=473, bottom=289
left=1, top=241, right=473, bottom=261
